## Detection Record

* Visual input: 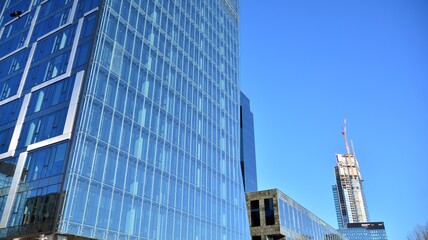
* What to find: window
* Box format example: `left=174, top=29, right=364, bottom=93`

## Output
left=25, top=51, right=70, bottom=89
left=27, top=76, right=75, bottom=114
left=97, top=186, right=112, bottom=228
left=31, top=8, right=71, bottom=41
left=0, top=99, right=22, bottom=125
left=0, top=157, right=18, bottom=188
left=250, top=200, right=260, bottom=227
left=0, top=73, right=22, bottom=100
left=21, top=142, right=68, bottom=182
left=18, top=109, right=68, bottom=148
left=265, top=198, right=275, bottom=225
left=73, top=41, right=92, bottom=69
left=32, top=25, right=76, bottom=62
left=0, top=49, right=29, bottom=79
left=22, top=193, right=59, bottom=224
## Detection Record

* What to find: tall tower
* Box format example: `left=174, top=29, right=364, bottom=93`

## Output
left=239, top=91, right=257, bottom=192
left=332, top=119, right=369, bottom=228
left=0, top=0, right=250, bottom=239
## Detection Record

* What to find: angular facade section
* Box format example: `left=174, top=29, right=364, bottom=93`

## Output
left=246, top=189, right=348, bottom=240
left=0, top=0, right=99, bottom=238
left=0, top=0, right=250, bottom=239
left=240, top=91, right=257, bottom=192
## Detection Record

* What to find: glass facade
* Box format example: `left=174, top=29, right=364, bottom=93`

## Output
left=0, top=0, right=96, bottom=237
left=277, top=190, right=346, bottom=240
left=0, top=0, right=250, bottom=239
left=247, top=189, right=348, bottom=240
left=333, top=185, right=344, bottom=228
left=338, top=222, right=388, bottom=240
left=239, top=91, right=257, bottom=192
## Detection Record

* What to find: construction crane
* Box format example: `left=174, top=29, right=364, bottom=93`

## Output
left=340, top=117, right=367, bottom=223
left=341, top=117, right=352, bottom=159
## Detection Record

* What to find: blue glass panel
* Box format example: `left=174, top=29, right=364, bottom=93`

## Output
left=0, top=49, right=29, bottom=79
left=0, top=73, right=22, bottom=100
left=18, top=108, right=68, bottom=148
left=0, top=157, right=17, bottom=189
left=80, top=138, right=95, bottom=178
left=37, top=0, right=72, bottom=21
left=27, top=76, right=75, bottom=114
left=21, top=141, right=68, bottom=182
left=93, top=143, right=106, bottom=182
left=84, top=182, right=101, bottom=226
left=0, top=99, right=22, bottom=125
left=0, top=28, right=28, bottom=58
left=25, top=51, right=70, bottom=90
left=6, top=142, right=68, bottom=228
left=109, top=190, right=122, bottom=231
left=114, top=153, right=126, bottom=189
left=96, top=185, right=112, bottom=228
left=104, top=147, right=117, bottom=186
left=30, top=0, right=74, bottom=40
left=70, top=179, right=89, bottom=223
left=2, top=1, right=33, bottom=27
left=74, top=0, right=100, bottom=19
left=32, top=25, right=77, bottom=62
left=73, top=39, right=93, bottom=69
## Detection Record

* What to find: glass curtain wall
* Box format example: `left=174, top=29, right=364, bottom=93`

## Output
left=58, top=0, right=250, bottom=240
left=277, top=192, right=345, bottom=240
left=0, top=0, right=249, bottom=239
left=239, top=91, right=257, bottom=192
left=0, top=0, right=98, bottom=238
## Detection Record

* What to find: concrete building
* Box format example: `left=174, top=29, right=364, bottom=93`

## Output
left=240, top=91, right=258, bottom=192
left=246, top=189, right=348, bottom=240
left=0, top=0, right=250, bottom=239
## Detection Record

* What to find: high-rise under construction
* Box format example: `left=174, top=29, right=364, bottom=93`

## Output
left=332, top=119, right=369, bottom=228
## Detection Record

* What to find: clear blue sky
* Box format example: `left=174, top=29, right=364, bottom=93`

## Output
left=240, top=1, right=428, bottom=239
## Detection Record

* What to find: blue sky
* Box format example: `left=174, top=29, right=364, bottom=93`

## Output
left=240, top=1, right=428, bottom=239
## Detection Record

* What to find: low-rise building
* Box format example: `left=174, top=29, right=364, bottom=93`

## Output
left=338, top=222, right=388, bottom=240
left=246, top=189, right=348, bottom=240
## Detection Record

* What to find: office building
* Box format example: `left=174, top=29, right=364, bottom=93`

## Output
left=332, top=120, right=369, bottom=228
left=239, top=91, right=257, bottom=192
left=338, top=222, right=388, bottom=240
left=0, top=0, right=250, bottom=239
left=246, top=189, right=348, bottom=240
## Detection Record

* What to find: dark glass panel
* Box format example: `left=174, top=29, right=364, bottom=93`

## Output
left=250, top=200, right=260, bottom=227
left=264, top=198, right=275, bottom=225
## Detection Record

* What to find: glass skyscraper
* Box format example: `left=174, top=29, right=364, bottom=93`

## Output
left=239, top=91, right=257, bottom=193
left=0, top=0, right=250, bottom=239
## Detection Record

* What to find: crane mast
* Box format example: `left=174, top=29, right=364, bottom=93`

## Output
left=341, top=117, right=352, bottom=158
left=340, top=117, right=366, bottom=223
